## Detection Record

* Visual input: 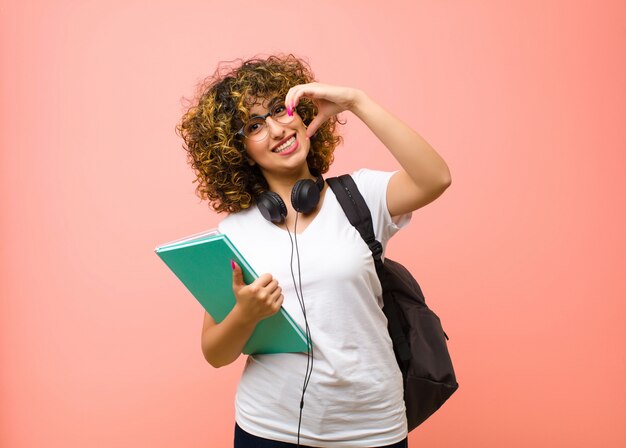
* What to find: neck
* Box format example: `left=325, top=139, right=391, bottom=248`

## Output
left=262, top=167, right=315, bottom=198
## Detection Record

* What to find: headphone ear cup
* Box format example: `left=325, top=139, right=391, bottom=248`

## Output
left=257, top=192, right=288, bottom=223
left=291, top=179, right=321, bottom=214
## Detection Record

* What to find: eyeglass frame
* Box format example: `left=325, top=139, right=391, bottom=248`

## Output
left=236, top=100, right=296, bottom=142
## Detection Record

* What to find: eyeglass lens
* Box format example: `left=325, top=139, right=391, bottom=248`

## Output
left=243, top=101, right=294, bottom=141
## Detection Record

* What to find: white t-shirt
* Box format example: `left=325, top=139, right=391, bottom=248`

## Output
left=219, top=169, right=411, bottom=447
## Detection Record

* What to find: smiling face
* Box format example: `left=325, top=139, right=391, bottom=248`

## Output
left=243, top=97, right=311, bottom=183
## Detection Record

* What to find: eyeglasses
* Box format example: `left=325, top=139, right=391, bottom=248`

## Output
left=237, top=100, right=295, bottom=142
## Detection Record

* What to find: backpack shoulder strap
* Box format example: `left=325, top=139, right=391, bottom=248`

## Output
left=328, top=175, right=412, bottom=366
left=326, top=175, right=383, bottom=263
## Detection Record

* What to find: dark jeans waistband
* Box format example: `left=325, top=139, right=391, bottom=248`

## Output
left=234, top=423, right=408, bottom=448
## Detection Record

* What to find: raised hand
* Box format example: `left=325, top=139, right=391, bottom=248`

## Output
left=285, top=82, right=362, bottom=138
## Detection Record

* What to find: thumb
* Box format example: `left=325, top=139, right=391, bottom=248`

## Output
left=305, top=114, right=327, bottom=139
left=231, top=260, right=244, bottom=291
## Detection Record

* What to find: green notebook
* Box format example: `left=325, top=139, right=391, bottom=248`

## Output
left=155, top=229, right=309, bottom=355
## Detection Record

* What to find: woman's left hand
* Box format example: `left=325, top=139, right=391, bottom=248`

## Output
left=285, top=83, right=362, bottom=138
left=287, top=82, right=451, bottom=216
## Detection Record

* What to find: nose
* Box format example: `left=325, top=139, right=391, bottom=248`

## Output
left=266, top=116, right=285, bottom=139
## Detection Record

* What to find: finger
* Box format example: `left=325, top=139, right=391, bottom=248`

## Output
left=267, top=286, right=282, bottom=303
left=231, top=260, right=244, bottom=292
left=255, top=273, right=274, bottom=288
left=273, top=294, right=285, bottom=311
left=286, top=83, right=318, bottom=114
left=306, top=114, right=327, bottom=138
left=265, top=279, right=279, bottom=294
left=259, top=281, right=279, bottom=305
left=285, top=87, right=296, bottom=113
left=285, top=86, right=299, bottom=115
left=286, top=89, right=303, bottom=116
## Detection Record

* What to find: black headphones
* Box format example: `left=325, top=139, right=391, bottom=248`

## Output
left=257, top=174, right=325, bottom=223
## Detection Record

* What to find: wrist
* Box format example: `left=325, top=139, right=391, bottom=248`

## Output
left=349, top=89, right=372, bottom=116
left=230, top=303, right=261, bottom=328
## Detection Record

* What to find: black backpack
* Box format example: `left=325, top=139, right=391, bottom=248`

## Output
left=327, top=174, right=459, bottom=431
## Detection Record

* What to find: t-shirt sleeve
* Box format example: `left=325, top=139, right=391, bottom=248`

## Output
left=351, top=169, right=412, bottom=249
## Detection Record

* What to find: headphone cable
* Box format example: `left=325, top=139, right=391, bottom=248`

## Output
left=286, top=214, right=314, bottom=447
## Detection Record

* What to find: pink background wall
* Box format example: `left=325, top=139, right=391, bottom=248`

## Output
left=1, top=0, right=624, bottom=446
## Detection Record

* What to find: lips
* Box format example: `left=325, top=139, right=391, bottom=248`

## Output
left=272, top=135, right=298, bottom=155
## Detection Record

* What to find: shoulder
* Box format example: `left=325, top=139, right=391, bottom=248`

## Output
left=349, top=168, right=395, bottom=207
left=351, top=168, right=395, bottom=187
left=344, top=168, right=411, bottom=242
left=218, top=206, right=275, bottom=262
left=218, top=206, right=260, bottom=233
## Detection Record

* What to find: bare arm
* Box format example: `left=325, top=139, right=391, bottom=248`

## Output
left=286, top=84, right=451, bottom=216
left=200, top=262, right=284, bottom=368
left=350, top=91, right=451, bottom=215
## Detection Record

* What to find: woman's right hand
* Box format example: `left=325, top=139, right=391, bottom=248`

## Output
left=200, top=262, right=284, bottom=368
left=231, top=261, right=284, bottom=324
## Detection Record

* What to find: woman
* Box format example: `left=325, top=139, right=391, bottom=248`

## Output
left=177, top=55, right=451, bottom=448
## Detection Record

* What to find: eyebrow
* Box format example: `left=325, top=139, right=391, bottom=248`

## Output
left=249, top=97, right=281, bottom=119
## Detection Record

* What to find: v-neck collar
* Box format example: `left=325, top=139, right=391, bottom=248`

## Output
left=259, top=186, right=331, bottom=237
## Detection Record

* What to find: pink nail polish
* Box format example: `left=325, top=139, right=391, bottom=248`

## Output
left=230, top=260, right=236, bottom=270
left=287, top=107, right=293, bottom=117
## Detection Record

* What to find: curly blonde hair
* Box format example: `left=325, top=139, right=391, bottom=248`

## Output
left=176, top=54, right=342, bottom=213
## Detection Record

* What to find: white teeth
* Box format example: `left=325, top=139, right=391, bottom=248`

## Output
left=273, top=136, right=296, bottom=153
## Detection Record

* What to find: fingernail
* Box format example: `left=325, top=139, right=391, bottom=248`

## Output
left=230, top=260, right=236, bottom=270
left=287, top=107, right=293, bottom=117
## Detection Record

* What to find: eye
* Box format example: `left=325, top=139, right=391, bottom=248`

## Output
left=244, top=118, right=265, bottom=135
left=271, top=102, right=287, bottom=117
